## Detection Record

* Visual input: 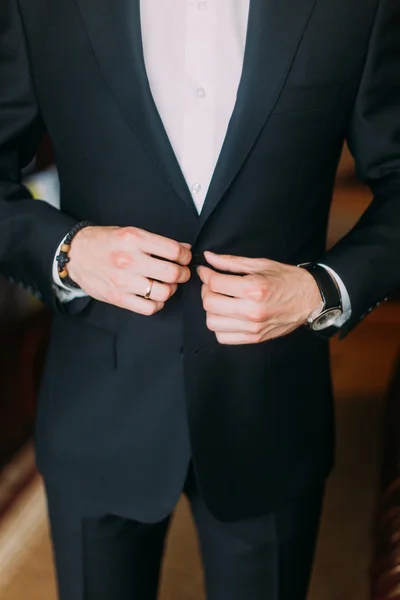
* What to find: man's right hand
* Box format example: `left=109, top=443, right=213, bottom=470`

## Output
left=67, top=226, right=192, bottom=315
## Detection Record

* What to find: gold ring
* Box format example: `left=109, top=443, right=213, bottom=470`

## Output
left=144, top=278, right=154, bottom=300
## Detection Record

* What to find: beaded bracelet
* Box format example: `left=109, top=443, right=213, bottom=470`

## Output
left=56, top=221, right=94, bottom=289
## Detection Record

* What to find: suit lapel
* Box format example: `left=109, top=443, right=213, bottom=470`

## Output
left=73, top=0, right=318, bottom=226
left=199, top=0, right=319, bottom=227
left=74, top=0, right=197, bottom=217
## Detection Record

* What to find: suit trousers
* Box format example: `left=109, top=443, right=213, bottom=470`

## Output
left=45, top=464, right=325, bottom=600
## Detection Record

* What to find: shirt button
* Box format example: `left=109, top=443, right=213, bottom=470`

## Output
left=191, top=183, right=202, bottom=195
left=196, top=87, right=206, bottom=98
left=198, top=2, right=208, bottom=10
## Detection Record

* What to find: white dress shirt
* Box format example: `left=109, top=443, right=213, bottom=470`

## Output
left=53, top=0, right=351, bottom=326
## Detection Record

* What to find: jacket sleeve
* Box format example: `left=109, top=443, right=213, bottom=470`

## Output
left=0, top=0, right=87, bottom=313
left=321, top=0, right=400, bottom=338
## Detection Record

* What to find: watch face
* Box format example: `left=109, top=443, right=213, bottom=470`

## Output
left=312, top=309, right=342, bottom=331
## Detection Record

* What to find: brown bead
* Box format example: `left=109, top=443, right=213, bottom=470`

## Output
left=61, top=244, right=70, bottom=253
left=59, top=269, right=68, bottom=279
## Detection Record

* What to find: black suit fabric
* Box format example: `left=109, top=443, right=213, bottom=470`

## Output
left=0, top=0, right=399, bottom=524
left=45, top=466, right=324, bottom=600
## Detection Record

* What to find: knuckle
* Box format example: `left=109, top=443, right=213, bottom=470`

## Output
left=181, top=267, right=191, bottom=282
left=170, top=283, right=179, bottom=296
left=246, top=282, right=268, bottom=303
left=206, top=316, right=216, bottom=331
left=110, top=251, right=132, bottom=269
left=165, top=264, right=181, bottom=283
left=250, top=322, right=264, bottom=334
left=208, top=275, right=218, bottom=292
left=159, top=286, right=172, bottom=302
left=170, top=242, right=183, bottom=262
left=140, top=302, right=155, bottom=316
left=203, top=297, right=213, bottom=312
left=248, top=306, right=266, bottom=323
left=116, top=227, right=140, bottom=246
left=181, top=250, right=192, bottom=266
left=147, top=302, right=163, bottom=315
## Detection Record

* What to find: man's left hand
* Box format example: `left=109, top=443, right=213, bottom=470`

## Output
left=197, top=252, right=323, bottom=345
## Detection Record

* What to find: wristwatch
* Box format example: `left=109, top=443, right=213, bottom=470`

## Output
left=298, top=263, right=343, bottom=331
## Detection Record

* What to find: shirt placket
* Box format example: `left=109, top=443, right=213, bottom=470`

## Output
left=182, top=1, right=218, bottom=213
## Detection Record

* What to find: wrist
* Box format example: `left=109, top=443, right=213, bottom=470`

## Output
left=300, top=268, right=324, bottom=319
left=67, top=226, right=95, bottom=281
left=298, top=262, right=343, bottom=330
left=56, top=221, right=95, bottom=288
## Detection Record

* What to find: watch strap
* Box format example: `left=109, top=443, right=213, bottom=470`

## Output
left=298, top=263, right=342, bottom=313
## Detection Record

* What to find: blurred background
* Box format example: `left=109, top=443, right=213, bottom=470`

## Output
left=0, top=141, right=399, bottom=600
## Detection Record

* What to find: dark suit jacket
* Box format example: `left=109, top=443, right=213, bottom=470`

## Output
left=0, top=0, right=399, bottom=522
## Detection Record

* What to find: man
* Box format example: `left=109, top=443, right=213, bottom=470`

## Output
left=0, top=0, right=399, bottom=598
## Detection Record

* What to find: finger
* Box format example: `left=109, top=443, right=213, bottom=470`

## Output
left=206, top=313, right=264, bottom=334
left=137, top=255, right=191, bottom=284
left=139, top=231, right=192, bottom=266
left=201, top=283, right=209, bottom=302
left=106, top=290, right=164, bottom=316
left=215, top=332, right=262, bottom=345
left=204, top=251, right=270, bottom=274
left=202, top=289, right=267, bottom=322
left=137, top=277, right=178, bottom=302
left=108, top=271, right=178, bottom=301
left=198, top=266, right=250, bottom=299
left=215, top=324, right=299, bottom=345
left=181, top=242, right=192, bottom=249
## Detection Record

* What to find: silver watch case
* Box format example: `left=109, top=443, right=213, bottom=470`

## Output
left=306, top=307, right=343, bottom=331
